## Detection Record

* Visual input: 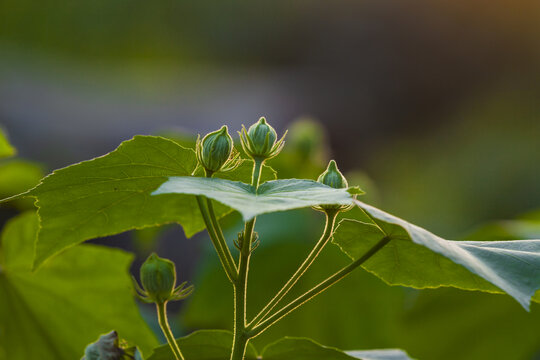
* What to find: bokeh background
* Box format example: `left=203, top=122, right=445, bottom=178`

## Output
left=1, top=0, right=540, bottom=359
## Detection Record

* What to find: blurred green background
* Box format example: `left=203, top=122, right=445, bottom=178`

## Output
left=1, top=0, right=540, bottom=359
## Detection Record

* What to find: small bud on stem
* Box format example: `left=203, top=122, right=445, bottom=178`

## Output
left=314, top=160, right=353, bottom=212
left=196, top=125, right=240, bottom=176
left=239, top=117, right=287, bottom=161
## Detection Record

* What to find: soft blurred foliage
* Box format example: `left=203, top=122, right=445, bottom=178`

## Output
left=1, top=0, right=540, bottom=358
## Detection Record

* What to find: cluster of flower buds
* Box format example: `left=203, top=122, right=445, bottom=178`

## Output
left=133, top=253, right=193, bottom=305
left=239, top=117, right=287, bottom=161
left=82, top=331, right=143, bottom=360
left=315, top=160, right=354, bottom=213
left=195, top=125, right=240, bottom=176
left=196, top=118, right=287, bottom=175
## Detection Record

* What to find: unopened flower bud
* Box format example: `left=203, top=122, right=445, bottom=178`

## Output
left=315, top=160, right=353, bottom=213
left=317, top=160, right=348, bottom=189
left=196, top=126, right=235, bottom=174
left=240, top=117, right=287, bottom=160
left=140, top=253, right=176, bottom=304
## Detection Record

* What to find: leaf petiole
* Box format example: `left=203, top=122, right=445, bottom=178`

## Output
left=248, top=209, right=339, bottom=328
left=196, top=196, right=238, bottom=282
left=250, top=236, right=391, bottom=337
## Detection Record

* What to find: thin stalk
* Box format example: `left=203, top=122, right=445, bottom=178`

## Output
left=250, top=236, right=391, bottom=337
left=206, top=198, right=238, bottom=273
left=196, top=196, right=237, bottom=282
left=230, top=219, right=254, bottom=360
left=249, top=210, right=338, bottom=328
left=156, top=302, right=184, bottom=360
left=251, top=158, right=263, bottom=188
left=230, top=159, right=264, bottom=360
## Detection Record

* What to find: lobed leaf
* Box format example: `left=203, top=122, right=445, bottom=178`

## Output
left=0, top=212, right=157, bottom=359
left=333, top=200, right=540, bottom=310
left=0, top=135, right=274, bottom=268
left=153, top=177, right=357, bottom=220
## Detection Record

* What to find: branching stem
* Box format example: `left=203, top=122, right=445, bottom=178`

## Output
left=196, top=196, right=238, bottom=282
left=250, top=236, right=391, bottom=337
left=249, top=210, right=338, bottom=328
left=230, top=159, right=263, bottom=360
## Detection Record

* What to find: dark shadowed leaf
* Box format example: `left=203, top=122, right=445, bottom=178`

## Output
left=0, top=212, right=157, bottom=359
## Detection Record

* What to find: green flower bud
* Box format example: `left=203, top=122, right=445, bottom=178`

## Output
left=317, top=160, right=348, bottom=189
left=247, top=117, right=277, bottom=155
left=315, top=160, right=352, bottom=213
left=140, top=253, right=176, bottom=304
left=240, top=117, right=287, bottom=160
left=196, top=126, right=235, bottom=174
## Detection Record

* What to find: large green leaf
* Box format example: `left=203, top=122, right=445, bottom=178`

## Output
left=333, top=200, right=540, bottom=310
left=0, top=128, right=16, bottom=159
left=153, top=177, right=360, bottom=220
left=261, top=338, right=413, bottom=360
left=0, top=212, right=157, bottom=359
left=0, top=135, right=273, bottom=268
left=147, top=330, right=258, bottom=360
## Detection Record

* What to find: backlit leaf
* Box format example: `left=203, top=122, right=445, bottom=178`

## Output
left=0, top=135, right=274, bottom=268
left=153, top=177, right=357, bottom=220
left=333, top=200, right=540, bottom=310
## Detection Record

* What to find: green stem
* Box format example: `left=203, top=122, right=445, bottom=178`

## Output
left=156, top=302, right=184, bottom=360
left=251, top=158, right=263, bottom=188
left=250, top=236, right=391, bottom=337
left=196, top=196, right=237, bottom=282
left=249, top=210, right=338, bottom=328
left=206, top=198, right=238, bottom=273
left=230, top=221, right=253, bottom=360
left=230, top=159, right=264, bottom=360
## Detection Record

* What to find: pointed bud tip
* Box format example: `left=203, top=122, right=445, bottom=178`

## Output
left=318, top=160, right=348, bottom=189
left=327, top=160, right=338, bottom=171
left=146, top=252, right=159, bottom=261
left=258, top=117, right=267, bottom=124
